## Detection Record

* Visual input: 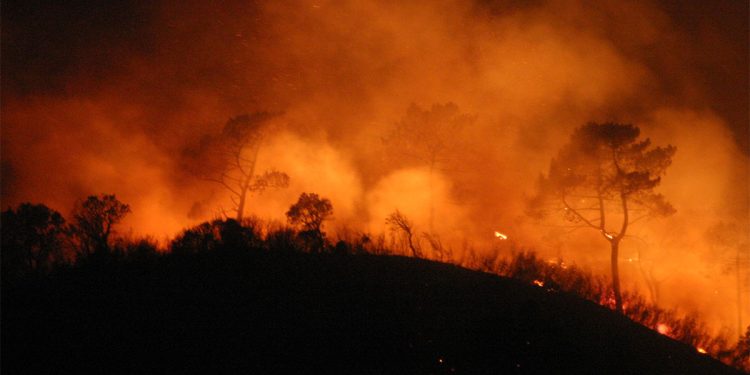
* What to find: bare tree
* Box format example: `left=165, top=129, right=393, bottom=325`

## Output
left=386, top=210, right=422, bottom=258
left=423, top=232, right=451, bottom=262
left=528, top=122, right=676, bottom=313
left=383, top=103, right=475, bottom=231
left=189, top=113, right=290, bottom=221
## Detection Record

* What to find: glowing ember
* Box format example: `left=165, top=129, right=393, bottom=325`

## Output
left=697, top=347, right=707, bottom=354
left=494, top=231, right=508, bottom=240
left=533, top=280, right=544, bottom=287
left=656, top=323, right=670, bottom=335
left=600, top=295, right=617, bottom=308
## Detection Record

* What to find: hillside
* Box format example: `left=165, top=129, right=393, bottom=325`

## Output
left=2, top=250, right=742, bottom=374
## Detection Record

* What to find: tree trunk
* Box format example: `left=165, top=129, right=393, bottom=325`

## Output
left=236, top=186, right=247, bottom=221
left=407, top=232, right=419, bottom=258
left=611, top=239, right=623, bottom=314
left=235, top=144, right=262, bottom=222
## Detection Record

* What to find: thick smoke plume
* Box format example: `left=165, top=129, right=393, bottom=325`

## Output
left=2, top=0, right=747, bottom=337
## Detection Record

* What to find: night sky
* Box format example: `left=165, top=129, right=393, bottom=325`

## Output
left=2, top=1, right=747, bottom=149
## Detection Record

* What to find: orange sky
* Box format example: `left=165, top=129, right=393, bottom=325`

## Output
left=2, top=0, right=748, bottom=339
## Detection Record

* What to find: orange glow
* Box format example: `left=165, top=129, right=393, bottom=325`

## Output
left=547, top=259, right=568, bottom=269
left=697, top=347, right=707, bottom=354
left=494, top=231, right=508, bottom=240
left=656, top=323, right=670, bottom=335
left=533, top=280, right=544, bottom=287
left=1, top=0, right=747, bottom=351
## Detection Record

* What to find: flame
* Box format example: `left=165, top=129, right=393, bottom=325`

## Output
left=656, top=323, right=670, bottom=335
left=600, top=294, right=617, bottom=308
left=494, top=231, right=508, bottom=240
left=697, top=347, right=707, bottom=354
left=2, top=0, right=747, bottom=345
left=533, top=280, right=544, bottom=287
left=547, top=259, right=568, bottom=269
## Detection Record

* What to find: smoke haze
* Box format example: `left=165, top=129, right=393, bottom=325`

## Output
left=2, top=0, right=748, bottom=337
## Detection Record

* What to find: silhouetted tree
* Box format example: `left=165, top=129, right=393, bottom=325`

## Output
left=385, top=210, right=421, bottom=257
left=286, top=193, right=333, bottom=253
left=528, top=122, right=676, bottom=313
left=170, top=221, right=218, bottom=255
left=217, top=218, right=258, bottom=251
left=730, top=326, right=750, bottom=371
left=1, top=203, right=67, bottom=279
left=118, top=236, right=160, bottom=263
left=383, top=103, right=475, bottom=230
left=265, top=227, right=303, bottom=253
left=286, top=193, right=333, bottom=233
left=705, top=220, right=750, bottom=339
left=72, top=194, right=131, bottom=257
left=170, top=219, right=258, bottom=254
left=190, top=113, right=290, bottom=221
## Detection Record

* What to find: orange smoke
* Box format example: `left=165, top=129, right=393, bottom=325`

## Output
left=1, top=0, right=747, bottom=342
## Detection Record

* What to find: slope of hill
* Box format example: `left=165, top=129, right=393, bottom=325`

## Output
left=2, top=251, right=742, bottom=374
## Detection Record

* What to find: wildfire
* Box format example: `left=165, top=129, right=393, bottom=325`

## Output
left=547, top=259, right=568, bottom=269
left=601, top=295, right=617, bottom=308
left=533, top=280, right=544, bottom=287
left=656, top=323, right=670, bottom=335
left=494, top=231, right=508, bottom=240
left=697, top=347, right=707, bottom=354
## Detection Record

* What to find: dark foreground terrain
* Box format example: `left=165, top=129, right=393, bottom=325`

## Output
left=2, top=251, right=741, bottom=374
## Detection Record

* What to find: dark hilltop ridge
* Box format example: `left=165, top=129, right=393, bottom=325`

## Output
left=3, top=249, right=743, bottom=374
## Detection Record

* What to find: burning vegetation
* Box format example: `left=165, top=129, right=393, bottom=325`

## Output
left=1, top=0, right=748, bottom=371
left=3, top=191, right=749, bottom=370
